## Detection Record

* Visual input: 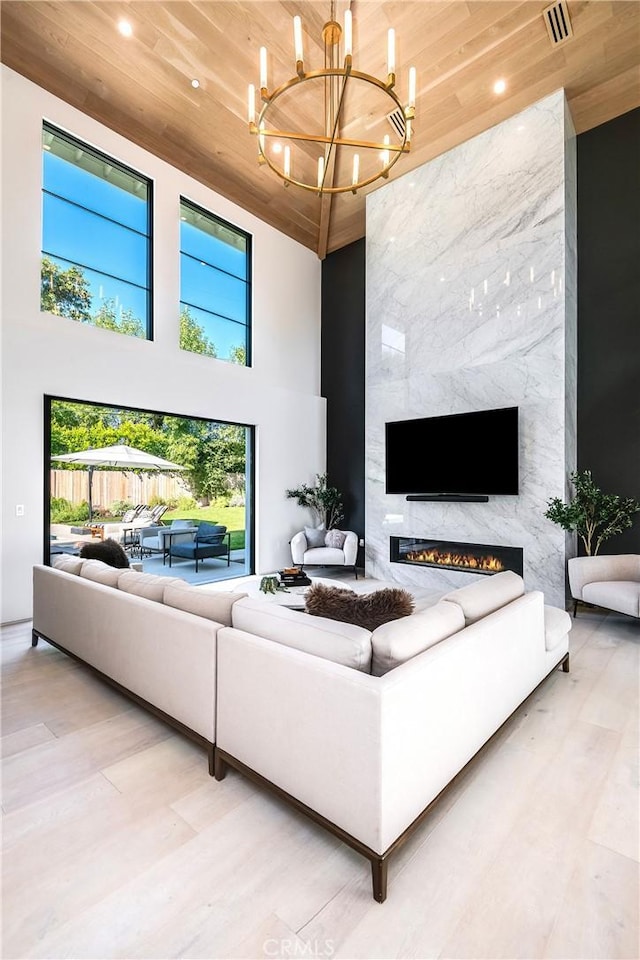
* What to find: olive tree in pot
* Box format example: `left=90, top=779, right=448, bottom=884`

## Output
left=545, top=469, right=640, bottom=555
left=285, top=473, right=344, bottom=530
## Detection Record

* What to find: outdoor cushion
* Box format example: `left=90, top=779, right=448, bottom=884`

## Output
left=371, top=600, right=466, bottom=676
left=195, top=522, right=226, bottom=543
left=80, top=559, right=125, bottom=588
left=163, top=582, right=247, bottom=626
left=118, top=571, right=185, bottom=602
left=443, top=570, right=524, bottom=625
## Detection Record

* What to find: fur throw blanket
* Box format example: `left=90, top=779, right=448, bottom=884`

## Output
left=305, top=582, right=414, bottom=632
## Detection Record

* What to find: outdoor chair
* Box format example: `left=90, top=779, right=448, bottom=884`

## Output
left=168, top=522, right=231, bottom=572
left=146, top=503, right=169, bottom=523
left=138, top=519, right=197, bottom=561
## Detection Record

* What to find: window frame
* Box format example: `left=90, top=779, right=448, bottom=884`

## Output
left=179, top=195, right=252, bottom=366
left=41, top=120, right=154, bottom=340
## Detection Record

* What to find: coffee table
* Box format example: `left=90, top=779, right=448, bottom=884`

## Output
left=237, top=575, right=339, bottom=610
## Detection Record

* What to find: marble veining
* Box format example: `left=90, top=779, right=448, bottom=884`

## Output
left=365, top=90, right=577, bottom=607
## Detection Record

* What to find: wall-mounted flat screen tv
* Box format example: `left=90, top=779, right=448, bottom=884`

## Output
left=385, top=406, right=519, bottom=497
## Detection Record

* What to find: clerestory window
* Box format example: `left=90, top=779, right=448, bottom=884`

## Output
left=179, top=198, right=251, bottom=365
left=41, top=122, right=152, bottom=339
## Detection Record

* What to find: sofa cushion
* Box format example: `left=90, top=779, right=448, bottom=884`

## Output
left=118, top=571, right=184, bottom=602
left=544, top=604, right=572, bottom=651
left=324, top=529, right=346, bottom=549
left=443, top=570, right=525, bottom=625
left=163, top=582, right=247, bottom=626
left=52, top=554, right=84, bottom=575
left=305, top=582, right=414, bottom=632
left=79, top=559, right=126, bottom=587
left=371, top=600, right=466, bottom=676
left=231, top=596, right=372, bottom=671
left=304, top=525, right=327, bottom=547
left=582, top=580, right=640, bottom=618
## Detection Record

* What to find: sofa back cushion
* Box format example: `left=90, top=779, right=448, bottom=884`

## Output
left=231, top=596, right=372, bottom=672
left=371, top=600, right=465, bottom=675
left=118, top=571, right=184, bottom=602
left=163, top=582, right=247, bottom=626
left=52, top=554, right=84, bottom=575
left=80, top=559, right=126, bottom=587
left=442, top=570, right=524, bottom=625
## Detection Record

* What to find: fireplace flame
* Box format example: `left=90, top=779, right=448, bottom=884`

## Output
left=405, top=548, right=505, bottom=572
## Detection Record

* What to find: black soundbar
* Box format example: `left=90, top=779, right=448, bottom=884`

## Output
left=405, top=494, right=490, bottom=503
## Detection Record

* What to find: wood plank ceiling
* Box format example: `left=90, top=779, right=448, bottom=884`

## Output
left=2, top=1, right=639, bottom=258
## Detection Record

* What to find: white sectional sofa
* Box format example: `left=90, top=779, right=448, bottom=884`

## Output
left=32, top=560, right=571, bottom=901
left=32, top=557, right=246, bottom=774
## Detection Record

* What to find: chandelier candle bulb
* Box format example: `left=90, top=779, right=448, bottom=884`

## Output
left=387, top=28, right=396, bottom=77
left=351, top=153, right=360, bottom=191
left=344, top=10, right=352, bottom=58
left=247, top=84, right=255, bottom=125
left=293, top=16, right=304, bottom=71
left=381, top=134, right=390, bottom=166
left=259, top=46, right=268, bottom=92
left=284, top=144, right=291, bottom=179
left=408, top=66, right=416, bottom=110
left=317, top=156, right=325, bottom=190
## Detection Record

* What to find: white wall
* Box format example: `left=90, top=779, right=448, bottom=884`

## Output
left=365, top=90, right=577, bottom=608
left=1, top=67, right=324, bottom=623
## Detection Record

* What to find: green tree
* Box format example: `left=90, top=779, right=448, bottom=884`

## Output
left=93, top=300, right=145, bottom=338
left=545, top=469, right=640, bottom=555
left=229, top=345, right=247, bottom=365
left=41, top=256, right=92, bottom=321
left=180, top=307, right=217, bottom=357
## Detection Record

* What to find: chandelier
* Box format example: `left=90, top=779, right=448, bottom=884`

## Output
left=247, top=3, right=416, bottom=195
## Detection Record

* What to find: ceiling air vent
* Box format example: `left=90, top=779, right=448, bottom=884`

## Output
left=386, top=107, right=405, bottom=139
left=543, top=0, right=573, bottom=45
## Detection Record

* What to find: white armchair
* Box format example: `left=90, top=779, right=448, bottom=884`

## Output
left=290, top=529, right=359, bottom=579
left=568, top=554, right=640, bottom=618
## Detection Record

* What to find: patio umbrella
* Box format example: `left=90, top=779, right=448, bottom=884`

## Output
left=50, top=444, right=185, bottom=520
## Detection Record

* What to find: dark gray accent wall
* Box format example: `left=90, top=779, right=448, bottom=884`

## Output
left=321, top=237, right=365, bottom=544
left=322, top=107, right=640, bottom=556
left=577, top=107, right=640, bottom=554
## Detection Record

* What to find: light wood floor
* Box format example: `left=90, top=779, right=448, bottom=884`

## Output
left=2, top=602, right=638, bottom=960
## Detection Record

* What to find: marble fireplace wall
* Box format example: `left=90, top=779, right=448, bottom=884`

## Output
left=365, top=90, right=577, bottom=608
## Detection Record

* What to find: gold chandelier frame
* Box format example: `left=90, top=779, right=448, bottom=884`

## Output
left=248, top=11, right=416, bottom=196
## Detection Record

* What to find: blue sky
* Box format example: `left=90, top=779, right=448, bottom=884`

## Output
left=42, top=142, right=249, bottom=359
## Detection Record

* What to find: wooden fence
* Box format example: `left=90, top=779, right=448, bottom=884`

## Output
left=50, top=469, right=191, bottom=509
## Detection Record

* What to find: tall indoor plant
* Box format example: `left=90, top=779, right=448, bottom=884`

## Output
left=285, top=473, right=344, bottom=530
left=545, top=469, right=640, bottom=555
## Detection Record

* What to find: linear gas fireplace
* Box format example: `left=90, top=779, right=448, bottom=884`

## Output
left=390, top=537, right=523, bottom=577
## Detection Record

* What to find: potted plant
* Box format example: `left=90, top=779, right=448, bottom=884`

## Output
left=285, top=473, right=344, bottom=530
left=545, top=469, right=640, bottom=555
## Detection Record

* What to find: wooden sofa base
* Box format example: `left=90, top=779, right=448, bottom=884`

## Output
left=31, top=628, right=215, bottom=776
left=214, top=651, right=570, bottom=902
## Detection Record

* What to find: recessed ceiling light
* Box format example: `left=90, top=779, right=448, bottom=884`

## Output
left=272, top=143, right=282, bottom=154
left=118, top=19, right=133, bottom=37
left=493, top=78, right=507, bottom=95
left=191, top=79, right=200, bottom=89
